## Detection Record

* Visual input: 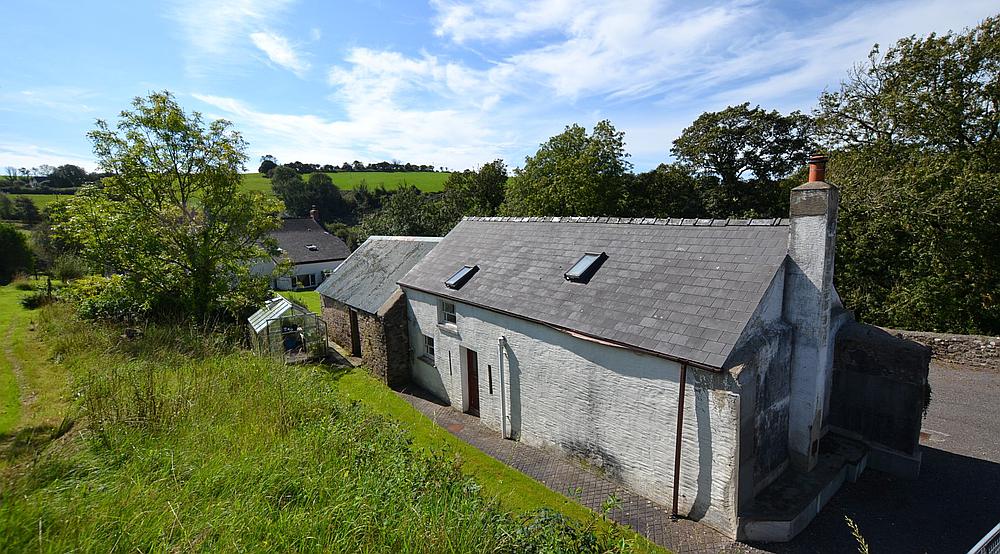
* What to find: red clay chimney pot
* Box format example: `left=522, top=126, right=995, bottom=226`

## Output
left=807, top=153, right=828, bottom=183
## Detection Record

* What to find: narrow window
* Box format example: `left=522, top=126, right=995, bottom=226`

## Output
left=422, top=334, right=435, bottom=362
left=564, top=252, right=607, bottom=282
left=445, top=265, right=479, bottom=289
left=441, top=301, right=457, bottom=325
left=487, top=364, right=493, bottom=394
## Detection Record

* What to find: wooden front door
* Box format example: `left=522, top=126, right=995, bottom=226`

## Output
left=349, top=309, right=361, bottom=357
left=466, top=349, right=480, bottom=417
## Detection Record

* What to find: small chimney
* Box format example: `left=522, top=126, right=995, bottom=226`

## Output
left=309, top=205, right=320, bottom=223
left=784, top=154, right=839, bottom=472
left=807, top=153, right=828, bottom=183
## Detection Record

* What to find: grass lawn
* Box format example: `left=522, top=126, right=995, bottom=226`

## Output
left=9, top=194, right=71, bottom=209
left=242, top=171, right=451, bottom=194
left=278, top=290, right=322, bottom=313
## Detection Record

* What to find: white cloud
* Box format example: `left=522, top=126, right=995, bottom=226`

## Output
left=250, top=31, right=310, bottom=75
left=0, top=141, right=95, bottom=172
left=165, top=0, right=297, bottom=75
left=0, top=87, right=100, bottom=119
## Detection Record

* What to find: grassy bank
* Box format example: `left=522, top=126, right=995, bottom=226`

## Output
left=0, top=291, right=658, bottom=552
left=242, top=171, right=450, bottom=193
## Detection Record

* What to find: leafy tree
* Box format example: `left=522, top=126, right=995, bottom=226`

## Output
left=502, top=120, right=632, bottom=216
left=3, top=167, right=16, bottom=183
left=359, top=186, right=450, bottom=238
left=440, top=159, right=508, bottom=224
left=0, top=223, right=32, bottom=284
left=258, top=154, right=278, bottom=175
left=270, top=167, right=350, bottom=221
left=52, top=91, right=282, bottom=320
left=48, top=164, right=88, bottom=188
left=671, top=103, right=813, bottom=217
left=622, top=164, right=708, bottom=218
left=14, top=197, right=39, bottom=223
left=817, top=17, right=1000, bottom=334
left=0, top=193, right=13, bottom=219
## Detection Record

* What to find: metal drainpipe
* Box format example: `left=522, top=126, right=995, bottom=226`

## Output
left=672, top=362, right=688, bottom=519
left=498, top=336, right=509, bottom=439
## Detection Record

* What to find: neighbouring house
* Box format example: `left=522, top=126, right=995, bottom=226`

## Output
left=254, top=215, right=351, bottom=290
left=317, top=235, right=441, bottom=386
left=397, top=156, right=929, bottom=541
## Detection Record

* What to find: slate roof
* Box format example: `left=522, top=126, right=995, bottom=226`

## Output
left=272, top=218, right=351, bottom=264
left=398, top=216, right=790, bottom=369
left=316, top=235, right=442, bottom=314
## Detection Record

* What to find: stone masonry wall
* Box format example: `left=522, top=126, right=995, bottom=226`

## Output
left=885, top=328, right=1000, bottom=368
left=321, top=296, right=352, bottom=350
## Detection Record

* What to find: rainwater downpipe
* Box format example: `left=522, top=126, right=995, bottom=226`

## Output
left=672, top=362, right=688, bottom=519
left=498, top=336, right=509, bottom=439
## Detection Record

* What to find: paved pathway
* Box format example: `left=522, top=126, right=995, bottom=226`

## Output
left=398, top=385, right=762, bottom=554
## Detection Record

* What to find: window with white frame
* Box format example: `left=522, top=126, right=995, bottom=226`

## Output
left=422, top=334, right=435, bottom=361
left=440, top=301, right=457, bottom=325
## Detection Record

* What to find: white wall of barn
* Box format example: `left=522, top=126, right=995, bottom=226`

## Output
left=404, top=287, right=743, bottom=536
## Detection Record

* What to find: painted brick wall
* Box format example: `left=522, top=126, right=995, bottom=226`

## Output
left=404, top=287, right=742, bottom=537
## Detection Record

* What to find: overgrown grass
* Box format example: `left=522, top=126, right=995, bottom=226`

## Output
left=0, top=300, right=657, bottom=553
left=241, top=171, right=450, bottom=194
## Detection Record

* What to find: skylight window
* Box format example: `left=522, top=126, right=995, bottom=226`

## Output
left=445, top=265, right=478, bottom=289
left=305, top=244, right=318, bottom=251
left=564, top=252, right=607, bottom=282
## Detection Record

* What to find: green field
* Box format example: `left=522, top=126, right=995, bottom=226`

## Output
left=9, top=194, right=70, bottom=209
left=241, top=171, right=451, bottom=193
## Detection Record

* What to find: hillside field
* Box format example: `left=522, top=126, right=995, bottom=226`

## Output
left=242, top=171, right=451, bottom=194
left=9, top=194, right=70, bottom=209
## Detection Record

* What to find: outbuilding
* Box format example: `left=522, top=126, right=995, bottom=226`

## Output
left=316, top=235, right=441, bottom=386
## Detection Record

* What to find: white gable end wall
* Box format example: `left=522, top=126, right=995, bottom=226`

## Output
left=404, top=287, right=743, bottom=537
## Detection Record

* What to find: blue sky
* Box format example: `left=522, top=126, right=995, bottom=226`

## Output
left=2, top=0, right=997, bottom=173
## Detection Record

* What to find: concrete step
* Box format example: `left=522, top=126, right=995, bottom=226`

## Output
left=739, top=433, right=869, bottom=542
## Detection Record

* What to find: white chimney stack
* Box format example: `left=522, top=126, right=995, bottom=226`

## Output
left=784, top=154, right=838, bottom=472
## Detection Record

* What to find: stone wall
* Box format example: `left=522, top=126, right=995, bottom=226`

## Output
left=829, top=321, right=930, bottom=470
left=322, top=294, right=410, bottom=388
left=321, top=296, right=352, bottom=349
left=404, top=287, right=743, bottom=537
left=884, top=328, right=1000, bottom=368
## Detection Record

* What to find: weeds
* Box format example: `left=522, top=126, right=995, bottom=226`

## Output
left=845, top=515, right=870, bottom=554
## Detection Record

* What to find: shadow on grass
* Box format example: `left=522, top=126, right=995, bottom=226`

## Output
left=0, top=417, right=74, bottom=463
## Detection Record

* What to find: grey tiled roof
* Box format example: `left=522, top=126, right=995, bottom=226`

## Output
left=317, top=236, right=441, bottom=314
left=398, top=217, right=789, bottom=369
left=272, top=218, right=351, bottom=264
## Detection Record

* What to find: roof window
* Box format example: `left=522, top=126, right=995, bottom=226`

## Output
left=445, top=265, right=478, bottom=289
left=306, top=244, right=319, bottom=251
left=564, top=252, right=607, bottom=282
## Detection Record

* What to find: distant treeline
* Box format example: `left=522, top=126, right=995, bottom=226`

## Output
left=1, top=164, right=108, bottom=193
left=258, top=155, right=441, bottom=175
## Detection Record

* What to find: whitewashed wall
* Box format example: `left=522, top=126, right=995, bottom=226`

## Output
left=252, top=259, right=343, bottom=291
left=404, top=287, right=743, bottom=536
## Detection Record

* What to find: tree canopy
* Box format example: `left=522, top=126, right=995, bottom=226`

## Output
left=502, top=120, right=631, bottom=216
left=270, top=167, right=350, bottom=221
left=0, top=223, right=32, bottom=284
left=817, top=16, right=1000, bottom=334
left=52, top=91, right=282, bottom=320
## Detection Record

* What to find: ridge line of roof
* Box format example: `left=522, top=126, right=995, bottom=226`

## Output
left=461, top=216, right=790, bottom=226
left=364, top=235, right=444, bottom=242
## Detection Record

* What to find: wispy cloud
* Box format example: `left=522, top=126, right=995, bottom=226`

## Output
left=250, top=32, right=310, bottom=76
left=0, top=87, right=100, bottom=120
left=165, top=0, right=297, bottom=75
left=0, top=140, right=95, bottom=171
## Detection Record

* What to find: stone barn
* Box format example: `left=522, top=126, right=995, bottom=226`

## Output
left=397, top=157, right=929, bottom=541
left=316, top=236, right=441, bottom=387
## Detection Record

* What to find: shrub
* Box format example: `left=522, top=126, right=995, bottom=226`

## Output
left=61, top=274, right=148, bottom=322
left=13, top=280, right=34, bottom=291
left=20, top=290, right=53, bottom=309
left=52, top=255, right=88, bottom=282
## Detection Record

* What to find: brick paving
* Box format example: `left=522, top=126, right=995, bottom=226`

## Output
left=398, top=384, right=765, bottom=554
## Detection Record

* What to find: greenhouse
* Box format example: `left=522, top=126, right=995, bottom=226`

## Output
left=248, top=296, right=328, bottom=362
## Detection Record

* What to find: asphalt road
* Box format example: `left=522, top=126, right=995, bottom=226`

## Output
left=757, top=361, right=1000, bottom=553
